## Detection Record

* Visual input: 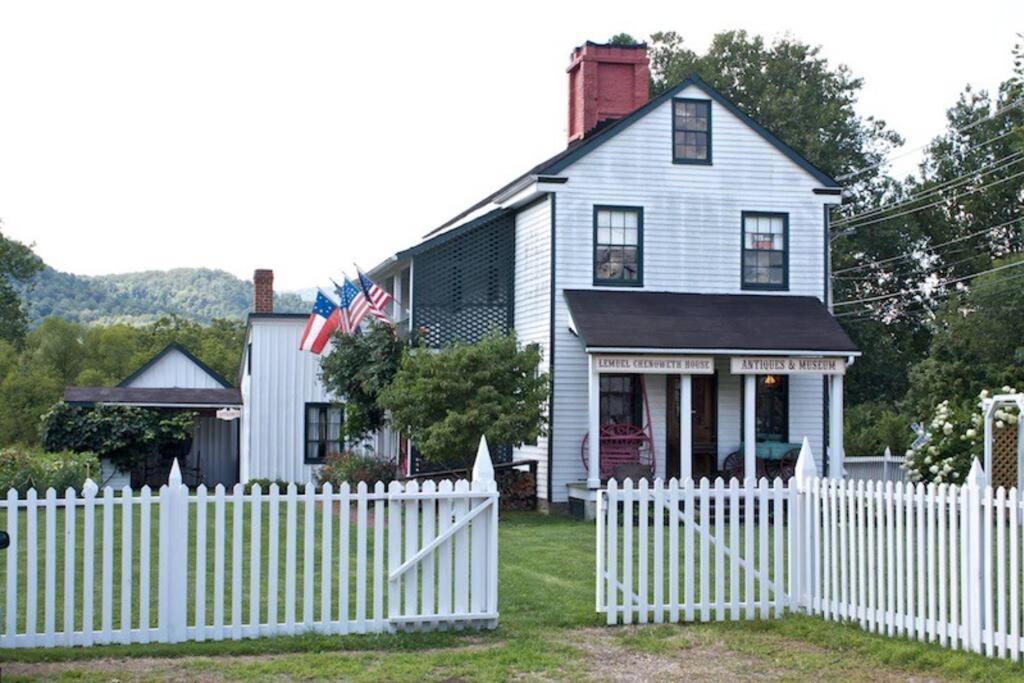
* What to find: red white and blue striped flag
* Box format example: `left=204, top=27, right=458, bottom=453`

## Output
left=298, top=289, right=341, bottom=354
left=335, top=277, right=371, bottom=332
left=358, top=271, right=393, bottom=323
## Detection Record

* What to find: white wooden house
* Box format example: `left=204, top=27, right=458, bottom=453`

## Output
left=368, top=42, right=858, bottom=513
left=63, top=42, right=859, bottom=509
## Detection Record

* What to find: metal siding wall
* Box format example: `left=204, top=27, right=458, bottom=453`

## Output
left=123, top=349, right=225, bottom=389
left=188, top=416, right=238, bottom=486
left=548, top=88, right=831, bottom=501
left=510, top=199, right=552, bottom=500
left=247, top=319, right=335, bottom=483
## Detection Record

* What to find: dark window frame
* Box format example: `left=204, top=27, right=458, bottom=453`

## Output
left=672, top=98, right=712, bottom=165
left=304, top=402, right=343, bottom=465
left=592, top=205, right=644, bottom=287
left=741, top=211, right=789, bottom=291
left=755, top=374, right=789, bottom=442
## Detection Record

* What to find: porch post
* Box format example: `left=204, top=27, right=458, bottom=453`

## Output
left=588, top=354, right=601, bottom=489
left=680, top=374, right=692, bottom=482
left=743, top=374, right=756, bottom=481
left=829, top=373, right=845, bottom=478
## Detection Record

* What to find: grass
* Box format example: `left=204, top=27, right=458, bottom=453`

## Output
left=1, top=510, right=1023, bottom=681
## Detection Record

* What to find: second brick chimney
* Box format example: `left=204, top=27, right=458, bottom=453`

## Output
left=567, top=41, right=650, bottom=142
left=253, top=269, right=274, bottom=314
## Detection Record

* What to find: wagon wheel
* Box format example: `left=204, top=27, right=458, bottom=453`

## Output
left=722, top=451, right=744, bottom=481
left=776, top=448, right=800, bottom=482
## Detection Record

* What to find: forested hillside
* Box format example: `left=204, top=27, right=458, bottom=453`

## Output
left=20, top=267, right=308, bottom=326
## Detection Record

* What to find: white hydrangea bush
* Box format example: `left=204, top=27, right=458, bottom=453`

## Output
left=903, top=387, right=1021, bottom=484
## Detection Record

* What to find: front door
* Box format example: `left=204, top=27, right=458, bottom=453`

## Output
left=666, top=374, right=717, bottom=480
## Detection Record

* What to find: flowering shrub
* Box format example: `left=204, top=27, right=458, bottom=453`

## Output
left=315, top=451, right=396, bottom=487
left=904, top=387, right=1021, bottom=484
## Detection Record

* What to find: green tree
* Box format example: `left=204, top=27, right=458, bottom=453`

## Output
left=380, top=333, right=548, bottom=465
left=0, top=227, right=43, bottom=345
left=607, top=33, right=641, bottom=47
left=0, top=362, right=62, bottom=444
left=318, top=324, right=407, bottom=440
left=25, top=317, right=85, bottom=385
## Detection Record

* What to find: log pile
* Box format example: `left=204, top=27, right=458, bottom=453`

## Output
left=409, top=460, right=538, bottom=511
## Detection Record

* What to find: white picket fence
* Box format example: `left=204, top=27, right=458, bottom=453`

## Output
left=844, top=448, right=907, bottom=484
left=0, top=440, right=499, bottom=649
left=599, top=440, right=1024, bottom=664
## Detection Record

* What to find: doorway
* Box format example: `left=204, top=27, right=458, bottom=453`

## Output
left=666, top=374, right=717, bottom=480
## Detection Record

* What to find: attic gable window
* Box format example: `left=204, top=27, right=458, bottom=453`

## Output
left=673, top=98, right=711, bottom=164
left=593, top=206, right=643, bottom=286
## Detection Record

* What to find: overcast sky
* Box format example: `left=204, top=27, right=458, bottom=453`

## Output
left=0, top=1, right=1020, bottom=291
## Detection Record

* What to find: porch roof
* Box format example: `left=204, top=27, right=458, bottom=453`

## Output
left=63, top=386, right=242, bottom=408
left=564, top=290, right=859, bottom=356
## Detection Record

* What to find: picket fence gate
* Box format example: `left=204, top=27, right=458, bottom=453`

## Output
left=0, top=439, right=499, bottom=649
left=599, top=438, right=1024, bottom=664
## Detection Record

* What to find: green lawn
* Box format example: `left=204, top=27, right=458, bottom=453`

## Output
left=1, top=510, right=1023, bottom=681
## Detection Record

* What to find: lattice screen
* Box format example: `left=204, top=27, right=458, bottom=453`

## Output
left=991, top=425, right=1019, bottom=490
left=412, top=210, right=515, bottom=347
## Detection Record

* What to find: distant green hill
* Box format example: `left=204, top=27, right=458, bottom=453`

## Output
left=20, top=267, right=309, bottom=326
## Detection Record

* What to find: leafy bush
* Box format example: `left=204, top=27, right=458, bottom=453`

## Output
left=243, top=478, right=290, bottom=494
left=41, top=402, right=195, bottom=472
left=0, top=447, right=99, bottom=494
left=844, top=402, right=912, bottom=457
left=315, top=451, right=396, bottom=487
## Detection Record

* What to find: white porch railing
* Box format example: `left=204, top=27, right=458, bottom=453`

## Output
left=844, top=448, right=907, bottom=483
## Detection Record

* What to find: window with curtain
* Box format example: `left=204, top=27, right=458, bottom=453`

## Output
left=672, top=98, right=711, bottom=163
left=594, top=206, right=642, bottom=285
left=755, top=375, right=788, bottom=442
left=305, top=403, right=343, bottom=464
left=600, top=375, right=643, bottom=426
left=742, top=212, right=788, bottom=290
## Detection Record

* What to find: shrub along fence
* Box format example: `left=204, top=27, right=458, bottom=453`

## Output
left=600, top=439, right=1024, bottom=664
left=0, top=439, right=499, bottom=649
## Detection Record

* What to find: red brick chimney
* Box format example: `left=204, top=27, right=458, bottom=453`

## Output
left=567, top=42, right=650, bottom=142
left=253, top=269, right=274, bottom=314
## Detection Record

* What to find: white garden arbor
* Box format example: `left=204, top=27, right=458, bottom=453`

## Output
left=980, top=392, right=1024, bottom=491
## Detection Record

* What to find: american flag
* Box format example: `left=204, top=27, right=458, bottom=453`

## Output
left=335, top=277, right=370, bottom=332
left=358, top=271, right=393, bottom=323
left=298, top=289, right=341, bottom=354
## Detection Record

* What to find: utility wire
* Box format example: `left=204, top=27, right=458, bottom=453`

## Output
left=832, top=150, right=1023, bottom=227
left=833, top=217, right=1024, bottom=275
left=834, top=259, right=1024, bottom=308
left=836, top=97, right=1024, bottom=182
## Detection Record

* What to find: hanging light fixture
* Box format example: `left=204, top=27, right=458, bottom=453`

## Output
left=763, top=374, right=778, bottom=387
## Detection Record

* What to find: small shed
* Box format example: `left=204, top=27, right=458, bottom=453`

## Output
left=63, top=343, right=242, bottom=488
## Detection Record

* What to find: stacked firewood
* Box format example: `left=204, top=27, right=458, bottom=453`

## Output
left=496, top=466, right=537, bottom=511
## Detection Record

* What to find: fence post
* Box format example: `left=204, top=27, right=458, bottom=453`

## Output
left=966, top=458, right=987, bottom=654
left=791, top=437, right=818, bottom=614
left=159, top=460, right=189, bottom=643
left=472, top=436, right=499, bottom=625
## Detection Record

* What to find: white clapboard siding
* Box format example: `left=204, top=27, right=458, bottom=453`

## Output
left=511, top=196, right=552, bottom=501
left=0, top=447, right=500, bottom=649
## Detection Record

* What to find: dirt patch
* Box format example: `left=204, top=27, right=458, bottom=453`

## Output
left=563, top=626, right=792, bottom=682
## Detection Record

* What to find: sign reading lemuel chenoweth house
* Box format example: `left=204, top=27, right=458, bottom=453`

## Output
left=729, top=356, right=846, bottom=375
left=594, top=355, right=714, bottom=374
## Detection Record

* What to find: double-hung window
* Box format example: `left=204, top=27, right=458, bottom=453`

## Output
left=305, top=402, right=343, bottom=464
left=741, top=212, right=788, bottom=290
left=672, top=98, right=711, bottom=164
left=594, top=206, right=643, bottom=286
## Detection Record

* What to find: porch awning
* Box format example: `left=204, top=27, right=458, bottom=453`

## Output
left=64, top=386, right=242, bottom=408
left=564, top=290, right=859, bottom=356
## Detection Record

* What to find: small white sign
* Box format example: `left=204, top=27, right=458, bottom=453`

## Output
left=593, top=355, right=714, bottom=375
left=216, top=407, right=242, bottom=421
left=730, top=356, right=846, bottom=375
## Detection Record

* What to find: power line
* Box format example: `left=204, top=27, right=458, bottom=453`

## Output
left=832, top=169, right=1024, bottom=234
left=836, top=268, right=1024, bottom=323
left=832, top=150, right=1023, bottom=227
left=836, top=97, right=1024, bottom=182
left=834, top=235, right=1024, bottom=282
left=834, top=258, right=1024, bottom=308
left=833, top=217, right=1024, bottom=275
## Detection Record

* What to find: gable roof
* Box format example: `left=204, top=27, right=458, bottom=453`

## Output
left=118, top=342, right=234, bottom=389
left=422, top=74, right=840, bottom=241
